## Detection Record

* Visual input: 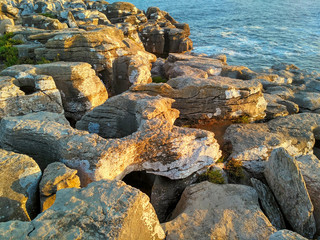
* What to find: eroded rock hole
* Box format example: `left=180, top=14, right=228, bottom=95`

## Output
left=19, top=86, right=37, bottom=95
left=314, top=140, right=320, bottom=159
left=13, top=79, right=37, bottom=95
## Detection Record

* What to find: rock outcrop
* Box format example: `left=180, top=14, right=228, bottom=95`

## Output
left=39, top=162, right=80, bottom=211
left=0, top=180, right=165, bottom=239
left=163, top=181, right=276, bottom=239
left=269, top=230, right=308, bottom=240
left=0, top=149, right=41, bottom=222
left=264, top=148, right=316, bottom=238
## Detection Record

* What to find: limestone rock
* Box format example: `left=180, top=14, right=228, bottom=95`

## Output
left=131, top=75, right=267, bottom=123
left=0, top=149, right=41, bottom=221
left=163, top=182, right=276, bottom=239
left=264, top=148, right=316, bottom=238
left=0, top=72, right=64, bottom=119
left=224, top=113, right=320, bottom=174
left=250, top=178, right=286, bottom=230
left=22, top=14, right=68, bottom=30
left=0, top=180, right=165, bottom=240
left=264, top=93, right=299, bottom=119
left=0, top=92, right=221, bottom=185
left=39, top=162, right=80, bottom=211
left=269, top=230, right=308, bottom=240
left=296, top=154, right=320, bottom=235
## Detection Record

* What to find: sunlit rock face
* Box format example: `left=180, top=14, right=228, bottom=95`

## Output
left=265, top=148, right=316, bottom=238
left=163, top=181, right=276, bottom=240
left=0, top=92, right=221, bottom=185
left=1, top=62, right=108, bottom=122
left=0, top=149, right=41, bottom=222
left=0, top=180, right=166, bottom=240
left=39, top=162, right=80, bottom=212
left=224, top=113, right=320, bottom=174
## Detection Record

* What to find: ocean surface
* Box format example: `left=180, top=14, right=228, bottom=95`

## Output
left=109, top=0, right=320, bottom=73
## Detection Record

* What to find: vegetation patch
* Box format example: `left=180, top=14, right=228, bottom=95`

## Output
left=225, top=158, right=244, bottom=180
left=197, top=168, right=225, bottom=184
left=232, top=115, right=251, bottom=124
left=39, top=13, right=57, bottom=19
left=152, top=76, right=167, bottom=83
left=0, top=33, right=23, bottom=67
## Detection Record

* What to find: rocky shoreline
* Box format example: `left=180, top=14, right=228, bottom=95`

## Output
left=0, top=1, right=319, bottom=239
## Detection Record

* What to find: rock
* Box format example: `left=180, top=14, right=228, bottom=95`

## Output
left=34, top=1, right=63, bottom=14
left=224, top=113, right=320, bottom=174
left=18, top=0, right=35, bottom=16
left=39, top=162, right=80, bottom=211
left=264, top=148, right=316, bottom=238
left=0, top=149, right=41, bottom=222
left=131, top=75, right=267, bottom=123
left=1, top=62, right=108, bottom=123
left=0, top=72, right=64, bottom=119
left=0, top=180, right=165, bottom=239
left=289, top=91, right=320, bottom=112
left=264, top=93, right=299, bottom=119
left=163, top=182, right=276, bottom=239
left=269, top=230, right=308, bottom=240
left=22, top=14, right=68, bottom=30
left=0, top=92, right=221, bottom=185
left=250, top=178, right=286, bottom=230
left=151, top=57, right=166, bottom=78
left=0, top=3, right=19, bottom=19
left=296, top=154, right=320, bottom=235
left=220, top=65, right=256, bottom=80
left=15, top=42, right=43, bottom=59
left=72, top=9, right=110, bottom=25
left=105, top=2, right=139, bottom=20
left=0, top=18, right=14, bottom=34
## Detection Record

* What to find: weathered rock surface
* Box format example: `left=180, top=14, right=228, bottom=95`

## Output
left=269, top=230, right=308, bottom=240
left=0, top=72, right=63, bottom=119
left=163, top=181, right=276, bottom=239
left=22, top=14, right=68, bottom=30
left=0, top=180, right=165, bottom=239
left=296, top=154, right=320, bottom=235
left=250, top=178, right=286, bottom=230
left=39, top=162, right=80, bottom=211
left=264, top=148, right=316, bottom=238
left=1, top=92, right=221, bottom=185
left=1, top=62, right=108, bottom=122
left=131, top=75, right=267, bottom=123
left=224, top=113, right=320, bottom=173
left=264, top=93, right=299, bottom=119
left=0, top=149, right=41, bottom=222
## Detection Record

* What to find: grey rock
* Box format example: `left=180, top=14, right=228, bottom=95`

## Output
left=269, top=230, right=308, bottom=240
left=264, top=148, right=316, bottom=238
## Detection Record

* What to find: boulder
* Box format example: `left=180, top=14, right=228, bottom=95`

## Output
left=0, top=149, right=41, bottom=221
left=163, top=182, right=276, bottom=239
left=1, top=92, right=221, bottom=185
left=0, top=180, right=165, bottom=239
left=296, top=154, right=320, bottom=235
left=131, top=76, right=267, bottom=123
left=269, top=230, right=308, bottom=240
left=39, top=162, right=80, bottom=211
left=1, top=62, right=108, bottom=122
left=250, top=178, right=286, bottom=230
left=224, top=113, right=320, bottom=174
left=264, top=148, right=316, bottom=238
left=0, top=72, right=64, bottom=119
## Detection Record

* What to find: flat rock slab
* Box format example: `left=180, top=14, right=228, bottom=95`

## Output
left=224, top=113, right=320, bottom=173
left=0, top=149, right=41, bottom=221
left=0, top=180, right=165, bottom=239
left=264, top=148, right=316, bottom=238
left=163, top=181, right=276, bottom=240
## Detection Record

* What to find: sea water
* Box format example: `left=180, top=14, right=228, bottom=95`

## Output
left=109, top=0, right=320, bottom=72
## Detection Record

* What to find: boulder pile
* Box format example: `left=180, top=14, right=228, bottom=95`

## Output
left=0, top=0, right=319, bottom=239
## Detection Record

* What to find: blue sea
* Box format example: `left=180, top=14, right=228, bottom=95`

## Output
left=109, top=0, right=320, bottom=73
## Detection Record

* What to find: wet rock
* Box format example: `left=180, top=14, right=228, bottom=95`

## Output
left=0, top=149, right=41, bottom=221
left=264, top=148, right=316, bottom=238
left=224, top=113, right=320, bottom=174
left=163, top=182, right=276, bottom=239
left=250, top=178, right=286, bottom=230
left=296, top=154, right=320, bottom=235
left=131, top=75, right=267, bottom=123
left=0, top=180, right=165, bottom=239
left=39, top=162, right=80, bottom=211
left=0, top=73, right=63, bottom=119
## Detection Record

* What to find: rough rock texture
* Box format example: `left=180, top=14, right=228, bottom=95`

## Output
left=39, top=162, right=80, bottom=211
left=0, top=72, right=63, bottom=119
left=0, top=93, right=221, bottom=185
left=131, top=76, right=267, bottom=123
left=250, top=178, right=286, bottom=230
left=22, top=14, right=67, bottom=30
left=269, top=230, right=309, bottom=240
left=264, top=148, right=316, bottom=238
left=0, top=180, right=165, bottom=240
left=1, top=62, right=108, bottom=122
left=296, top=154, right=320, bottom=235
left=264, top=93, right=299, bottom=119
left=0, top=149, right=41, bottom=222
left=163, top=182, right=276, bottom=239
left=224, top=113, right=320, bottom=174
